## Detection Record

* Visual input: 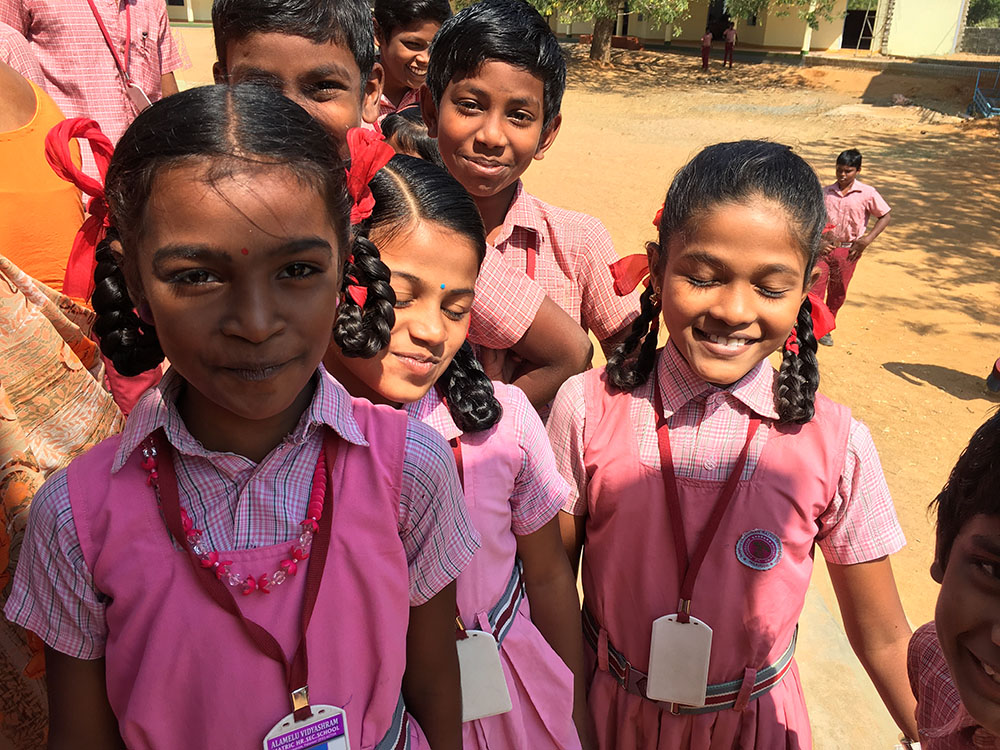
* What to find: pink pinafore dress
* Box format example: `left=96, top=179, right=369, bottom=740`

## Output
left=579, top=366, right=851, bottom=749
left=67, top=401, right=425, bottom=750
left=416, top=386, right=580, bottom=750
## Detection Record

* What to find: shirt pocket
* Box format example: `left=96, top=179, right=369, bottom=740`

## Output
left=129, top=23, right=163, bottom=97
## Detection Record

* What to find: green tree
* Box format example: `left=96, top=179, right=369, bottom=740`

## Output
left=724, top=0, right=839, bottom=31
left=967, top=0, right=1000, bottom=27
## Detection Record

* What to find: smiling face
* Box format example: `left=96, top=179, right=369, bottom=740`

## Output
left=425, top=60, right=559, bottom=203
left=934, top=514, right=1000, bottom=736
left=217, top=32, right=381, bottom=153
left=378, top=19, right=440, bottom=96
left=652, top=200, right=815, bottom=387
left=325, top=220, right=479, bottom=406
left=128, top=162, right=342, bottom=432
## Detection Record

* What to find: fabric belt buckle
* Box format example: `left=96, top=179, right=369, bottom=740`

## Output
left=624, top=663, right=648, bottom=699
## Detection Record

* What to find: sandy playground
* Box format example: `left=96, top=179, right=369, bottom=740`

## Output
left=174, top=29, right=1000, bottom=748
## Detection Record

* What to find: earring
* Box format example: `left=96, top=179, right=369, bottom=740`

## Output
left=649, top=288, right=661, bottom=307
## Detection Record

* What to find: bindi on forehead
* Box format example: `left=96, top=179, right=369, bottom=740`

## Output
left=241, top=248, right=249, bottom=256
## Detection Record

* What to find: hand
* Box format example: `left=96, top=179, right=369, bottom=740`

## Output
left=848, top=236, right=871, bottom=262
left=820, top=235, right=836, bottom=257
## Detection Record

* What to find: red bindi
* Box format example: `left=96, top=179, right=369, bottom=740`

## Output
left=240, top=247, right=249, bottom=255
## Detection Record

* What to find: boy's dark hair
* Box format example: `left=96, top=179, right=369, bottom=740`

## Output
left=607, top=140, right=827, bottom=424
left=212, top=0, right=376, bottom=80
left=374, top=0, right=452, bottom=39
left=836, top=148, right=863, bottom=169
left=932, top=409, right=1000, bottom=569
left=96, top=84, right=393, bottom=375
left=359, top=154, right=501, bottom=431
left=381, top=106, right=445, bottom=167
left=426, top=0, right=566, bottom=130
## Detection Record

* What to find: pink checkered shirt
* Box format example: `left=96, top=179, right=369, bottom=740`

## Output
left=1, top=0, right=183, bottom=179
left=377, top=88, right=420, bottom=124
left=493, top=181, right=641, bottom=346
left=0, top=20, right=42, bottom=84
left=5, top=367, right=479, bottom=659
left=468, top=244, right=546, bottom=350
left=548, top=341, right=905, bottom=565
left=909, top=622, right=1000, bottom=749
left=823, top=179, right=891, bottom=246
left=406, top=382, right=569, bottom=536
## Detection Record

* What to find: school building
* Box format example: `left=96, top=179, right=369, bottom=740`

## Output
left=552, top=0, right=970, bottom=57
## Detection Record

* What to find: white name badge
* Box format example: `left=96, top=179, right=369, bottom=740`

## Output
left=263, top=705, right=350, bottom=750
left=646, top=614, right=713, bottom=707
left=457, top=630, right=512, bottom=722
left=126, top=84, right=152, bottom=113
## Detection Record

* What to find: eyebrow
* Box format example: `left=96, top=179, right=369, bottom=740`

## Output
left=971, top=536, right=1000, bottom=557
left=152, top=237, right=332, bottom=266
left=391, top=270, right=475, bottom=296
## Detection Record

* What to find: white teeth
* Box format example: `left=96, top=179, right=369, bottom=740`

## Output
left=706, top=333, right=749, bottom=350
left=983, top=662, right=1000, bottom=683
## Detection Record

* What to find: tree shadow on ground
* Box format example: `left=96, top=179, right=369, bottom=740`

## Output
left=882, top=362, right=1000, bottom=401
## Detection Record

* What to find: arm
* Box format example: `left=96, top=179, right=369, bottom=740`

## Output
left=159, top=72, right=178, bottom=97
left=849, top=212, right=891, bottom=261
left=403, top=582, right=462, bottom=750
left=827, top=557, right=918, bottom=740
left=517, top=518, right=595, bottom=749
left=46, top=648, right=125, bottom=749
left=559, top=510, right=586, bottom=576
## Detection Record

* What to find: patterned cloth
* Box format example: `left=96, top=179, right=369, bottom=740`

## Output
left=468, top=245, right=546, bottom=350
left=5, top=366, right=479, bottom=659
left=823, top=179, right=891, bottom=246
left=908, top=622, right=1000, bottom=749
left=549, top=341, right=905, bottom=564
left=0, top=0, right=183, bottom=179
left=0, top=20, right=42, bottom=84
left=492, top=181, right=640, bottom=344
left=378, top=88, right=420, bottom=124
left=0, top=255, right=123, bottom=750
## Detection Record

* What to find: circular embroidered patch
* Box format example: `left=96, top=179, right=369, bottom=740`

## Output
left=735, top=529, right=783, bottom=571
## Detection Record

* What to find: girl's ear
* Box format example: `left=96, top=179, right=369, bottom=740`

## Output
left=110, top=238, right=148, bottom=318
left=645, top=240, right=664, bottom=293
left=930, top=559, right=944, bottom=583
left=419, top=85, right=439, bottom=138
left=362, top=63, right=385, bottom=126
left=805, top=265, right=822, bottom=296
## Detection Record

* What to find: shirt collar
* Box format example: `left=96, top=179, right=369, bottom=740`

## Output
left=824, top=180, right=864, bottom=197
left=404, top=387, right=462, bottom=441
left=112, top=365, right=369, bottom=472
left=656, top=340, right=779, bottom=420
left=493, top=180, right=543, bottom=249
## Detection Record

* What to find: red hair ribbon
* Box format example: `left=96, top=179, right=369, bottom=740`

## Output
left=344, top=254, right=368, bottom=308
left=44, top=118, right=115, bottom=302
left=822, top=222, right=836, bottom=235
left=784, top=292, right=836, bottom=355
left=653, top=205, right=664, bottom=229
left=609, top=254, right=651, bottom=297
left=345, top=127, right=395, bottom=224
left=784, top=328, right=799, bottom=355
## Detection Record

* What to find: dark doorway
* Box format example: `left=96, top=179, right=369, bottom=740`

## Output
left=706, top=0, right=731, bottom=39
left=842, top=8, right=876, bottom=49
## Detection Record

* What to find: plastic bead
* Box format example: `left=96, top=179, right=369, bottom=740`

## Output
left=281, top=559, right=297, bottom=576
left=140, top=455, right=156, bottom=471
left=292, top=546, right=309, bottom=561
left=227, top=572, right=242, bottom=587
left=271, top=570, right=287, bottom=585
left=307, top=502, right=323, bottom=519
left=259, top=575, right=271, bottom=593
left=301, top=518, right=319, bottom=533
left=199, top=550, right=219, bottom=568
left=241, top=576, right=256, bottom=595
left=216, top=562, right=232, bottom=580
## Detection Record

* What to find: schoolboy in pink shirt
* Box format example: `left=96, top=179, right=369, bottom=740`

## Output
left=907, top=411, right=1000, bottom=750
left=211, top=0, right=592, bottom=408
left=423, top=0, right=641, bottom=359
left=813, top=148, right=892, bottom=344
left=723, top=23, right=737, bottom=68
left=700, top=28, right=713, bottom=70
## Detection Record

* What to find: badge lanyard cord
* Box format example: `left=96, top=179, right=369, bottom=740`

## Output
left=85, top=0, right=131, bottom=83
left=448, top=435, right=469, bottom=637
left=154, top=429, right=337, bottom=721
left=653, top=386, right=761, bottom=623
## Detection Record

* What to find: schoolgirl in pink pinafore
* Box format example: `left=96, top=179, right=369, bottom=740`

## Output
left=408, top=383, right=582, bottom=750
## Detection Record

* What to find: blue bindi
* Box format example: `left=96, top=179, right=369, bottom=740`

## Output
left=440, top=283, right=446, bottom=289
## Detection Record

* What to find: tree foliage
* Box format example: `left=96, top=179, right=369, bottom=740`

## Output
left=724, top=0, right=840, bottom=29
left=967, top=0, right=1000, bottom=27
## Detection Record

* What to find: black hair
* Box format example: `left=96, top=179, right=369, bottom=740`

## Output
left=212, top=0, right=376, bottom=80
left=932, top=409, right=1000, bottom=569
left=374, top=0, right=452, bottom=39
left=836, top=148, right=863, bottom=169
left=607, top=140, right=826, bottom=424
left=355, top=154, right=502, bottom=431
left=426, top=0, right=565, bottom=130
left=98, top=83, right=375, bottom=375
left=381, top=106, right=445, bottom=168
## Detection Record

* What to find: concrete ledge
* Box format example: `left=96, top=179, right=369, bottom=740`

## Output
left=803, top=54, right=985, bottom=78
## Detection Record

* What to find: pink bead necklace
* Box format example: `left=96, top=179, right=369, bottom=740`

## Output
left=140, top=438, right=327, bottom=596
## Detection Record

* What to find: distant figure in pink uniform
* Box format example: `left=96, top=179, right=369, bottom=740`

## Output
left=325, top=154, right=593, bottom=749
left=723, top=22, right=737, bottom=68
left=700, top=28, right=713, bottom=70
left=550, top=140, right=919, bottom=749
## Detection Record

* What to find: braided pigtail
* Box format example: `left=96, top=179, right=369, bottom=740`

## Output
left=333, top=234, right=396, bottom=358
left=776, top=297, right=820, bottom=424
left=436, top=342, right=503, bottom=432
left=606, top=284, right=660, bottom=390
left=91, top=232, right=165, bottom=376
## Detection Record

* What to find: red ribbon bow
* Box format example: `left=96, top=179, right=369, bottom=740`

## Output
left=784, top=292, right=836, bottom=354
left=344, top=254, right=368, bottom=308
left=345, top=127, right=395, bottom=224
left=608, top=254, right=652, bottom=297
left=653, top=205, right=664, bottom=229
left=44, top=118, right=115, bottom=302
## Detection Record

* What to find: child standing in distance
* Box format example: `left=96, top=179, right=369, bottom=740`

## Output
left=212, top=0, right=593, bottom=410
left=325, top=153, right=593, bottom=750
left=423, top=0, right=641, bottom=360
left=723, top=23, right=737, bottom=68
left=813, top=148, right=892, bottom=345
left=374, top=0, right=451, bottom=124
left=4, top=85, right=475, bottom=750
left=550, top=141, right=918, bottom=749
left=700, top=28, right=713, bottom=70
left=908, top=409, right=1000, bottom=749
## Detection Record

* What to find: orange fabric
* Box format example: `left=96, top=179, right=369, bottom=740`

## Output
left=0, top=80, right=85, bottom=294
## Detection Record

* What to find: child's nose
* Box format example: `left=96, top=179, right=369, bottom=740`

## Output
left=475, top=112, right=506, bottom=150
left=223, top=286, right=284, bottom=343
left=709, top=285, right=755, bottom=326
left=410, top=308, right=448, bottom=347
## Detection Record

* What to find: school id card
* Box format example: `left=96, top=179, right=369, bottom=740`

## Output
left=263, top=705, right=349, bottom=750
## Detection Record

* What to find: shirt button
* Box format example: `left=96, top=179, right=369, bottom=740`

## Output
left=704, top=457, right=717, bottom=470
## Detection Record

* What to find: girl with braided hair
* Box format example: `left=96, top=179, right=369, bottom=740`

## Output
left=550, top=140, right=917, bottom=749
left=325, top=153, right=592, bottom=750
left=6, top=84, right=478, bottom=750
